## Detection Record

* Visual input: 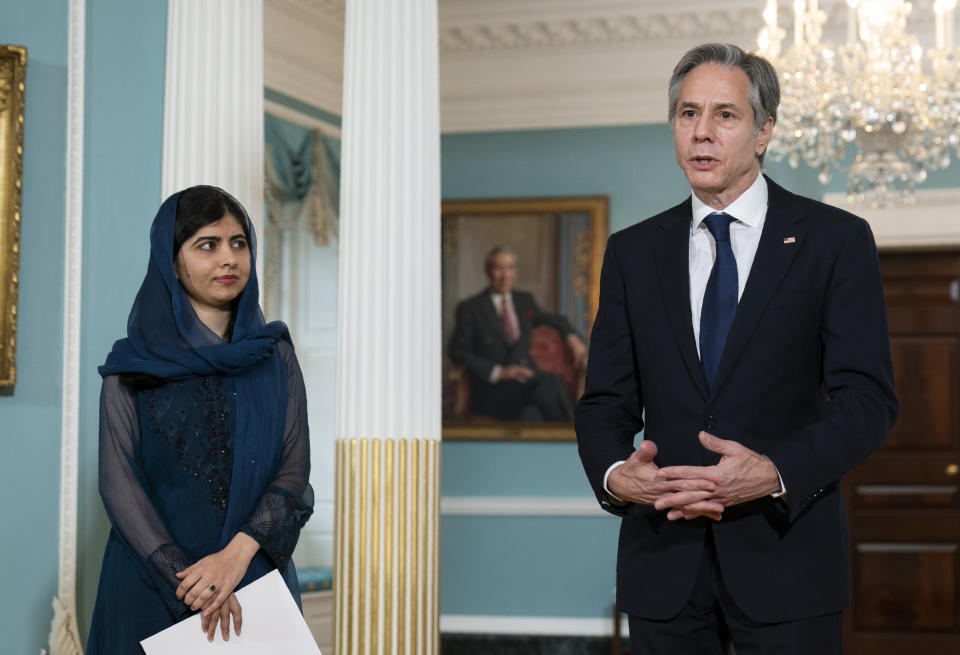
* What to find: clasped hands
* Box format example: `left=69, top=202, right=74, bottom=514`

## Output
left=174, top=532, right=260, bottom=642
left=607, top=432, right=781, bottom=521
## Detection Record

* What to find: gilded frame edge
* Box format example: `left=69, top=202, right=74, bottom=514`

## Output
left=0, top=45, right=26, bottom=388
left=441, top=195, right=609, bottom=442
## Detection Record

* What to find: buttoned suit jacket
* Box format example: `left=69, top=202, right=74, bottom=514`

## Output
left=449, top=289, right=575, bottom=417
left=575, top=177, right=898, bottom=623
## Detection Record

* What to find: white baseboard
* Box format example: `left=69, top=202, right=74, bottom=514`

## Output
left=440, top=496, right=608, bottom=517
left=440, top=614, right=628, bottom=638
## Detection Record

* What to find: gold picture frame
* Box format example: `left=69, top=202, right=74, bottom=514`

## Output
left=442, top=196, right=608, bottom=441
left=0, top=45, right=26, bottom=388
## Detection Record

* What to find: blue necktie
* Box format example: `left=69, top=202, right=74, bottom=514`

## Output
left=699, top=213, right=738, bottom=391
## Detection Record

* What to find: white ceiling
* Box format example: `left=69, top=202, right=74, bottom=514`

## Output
left=264, top=0, right=775, bottom=131
left=265, top=0, right=934, bottom=133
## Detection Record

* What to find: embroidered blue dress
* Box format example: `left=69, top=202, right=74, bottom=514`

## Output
left=87, top=187, right=312, bottom=653
left=87, top=342, right=312, bottom=654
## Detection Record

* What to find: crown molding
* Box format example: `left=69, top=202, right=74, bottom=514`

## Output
left=264, top=0, right=824, bottom=132
left=438, top=5, right=764, bottom=53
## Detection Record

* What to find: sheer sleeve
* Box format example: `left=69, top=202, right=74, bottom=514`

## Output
left=99, top=375, right=193, bottom=619
left=240, top=341, right=314, bottom=570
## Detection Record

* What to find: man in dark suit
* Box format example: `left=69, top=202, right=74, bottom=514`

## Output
left=449, top=246, right=587, bottom=421
left=576, top=43, right=897, bottom=654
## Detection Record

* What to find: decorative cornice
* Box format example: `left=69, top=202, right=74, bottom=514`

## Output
left=439, top=9, right=764, bottom=53
left=268, top=0, right=849, bottom=131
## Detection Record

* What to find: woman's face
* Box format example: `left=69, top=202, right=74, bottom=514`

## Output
left=174, top=213, right=251, bottom=313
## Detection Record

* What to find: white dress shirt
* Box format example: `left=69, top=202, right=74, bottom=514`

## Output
left=689, top=173, right=767, bottom=355
left=602, top=172, right=786, bottom=502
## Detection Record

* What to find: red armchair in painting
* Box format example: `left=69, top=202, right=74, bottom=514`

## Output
left=446, top=323, right=583, bottom=422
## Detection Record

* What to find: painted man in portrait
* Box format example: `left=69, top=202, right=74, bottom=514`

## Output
left=448, top=246, right=587, bottom=422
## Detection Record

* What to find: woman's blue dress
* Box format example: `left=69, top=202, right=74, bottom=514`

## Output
left=87, top=342, right=312, bottom=654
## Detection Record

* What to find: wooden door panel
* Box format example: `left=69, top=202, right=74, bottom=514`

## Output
left=853, top=545, right=957, bottom=631
left=884, top=276, right=959, bottom=306
left=844, top=251, right=960, bottom=655
left=847, top=635, right=960, bottom=655
left=887, top=337, right=957, bottom=450
left=851, top=514, right=960, bottom=542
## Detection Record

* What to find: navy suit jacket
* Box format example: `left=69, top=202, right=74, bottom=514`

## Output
left=575, top=177, right=898, bottom=622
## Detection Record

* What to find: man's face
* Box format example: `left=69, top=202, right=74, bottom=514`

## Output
left=487, top=252, right=517, bottom=294
left=672, top=63, right=773, bottom=209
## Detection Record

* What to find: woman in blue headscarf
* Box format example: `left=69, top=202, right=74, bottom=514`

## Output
left=87, top=186, right=313, bottom=651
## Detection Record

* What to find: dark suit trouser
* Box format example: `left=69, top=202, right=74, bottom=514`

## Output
left=628, top=528, right=841, bottom=655
left=482, top=372, right=573, bottom=422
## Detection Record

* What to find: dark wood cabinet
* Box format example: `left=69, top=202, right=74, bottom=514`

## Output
left=843, top=252, right=960, bottom=654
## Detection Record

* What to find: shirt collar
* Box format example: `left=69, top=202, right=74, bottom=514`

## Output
left=691, top=172, right=768, bottom=232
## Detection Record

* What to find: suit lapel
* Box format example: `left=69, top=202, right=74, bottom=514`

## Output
left=710, top=178, right=807, bottom=397
left=653, top=200, right=710, bottom=402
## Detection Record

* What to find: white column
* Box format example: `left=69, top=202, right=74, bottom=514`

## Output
left=335, top=0, right=441, bottom=653
left=46, top=2, right=85, bottom=654
left=161, top=0, right=265, bottom=272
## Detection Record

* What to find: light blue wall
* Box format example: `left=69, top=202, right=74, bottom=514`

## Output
left=439, top=126, right=689, bottom=619
left=0, top=2, right=68, bottom=652
left=438, top=124, right=960, bottom=620
left=7, top=5, right=960, bottom=639
left=76, top=0, right=168, bottom=643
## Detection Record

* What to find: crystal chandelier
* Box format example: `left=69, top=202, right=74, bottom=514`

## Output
left=757, top=0, right=960, bottom=206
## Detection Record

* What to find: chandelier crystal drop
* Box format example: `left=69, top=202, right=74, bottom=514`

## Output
left=757, top=0, right=960, bottom=206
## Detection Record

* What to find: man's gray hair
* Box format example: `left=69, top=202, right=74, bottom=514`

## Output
left=667, top=43, right=780, bottom=165
left=484, top=245, right=517, bottom=271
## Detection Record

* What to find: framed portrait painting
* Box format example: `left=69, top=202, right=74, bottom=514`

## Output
left=442, top=196, right=608, bottom=441
left=0, top=45, right=26, bottom=388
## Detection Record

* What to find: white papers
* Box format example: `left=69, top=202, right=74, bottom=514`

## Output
left=141, top=569, right=322, bottom=654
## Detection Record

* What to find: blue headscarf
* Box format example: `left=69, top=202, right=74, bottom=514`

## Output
left=100, top=187, right=291, bottom=549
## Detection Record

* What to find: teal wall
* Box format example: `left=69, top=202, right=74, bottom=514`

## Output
left=76, top=0, right=168, bottom=642
left=6, top=3, right=960, bottom=642
left=0, top=2, right=68, bottom=653
left=438, top=124, right=960, bottom=620
left=438, top=126, right=689, bottom=619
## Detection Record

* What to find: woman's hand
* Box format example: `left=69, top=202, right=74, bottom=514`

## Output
left=203, top=593, right=242, bottom=642
left=175, top=533, right=260, bottom=616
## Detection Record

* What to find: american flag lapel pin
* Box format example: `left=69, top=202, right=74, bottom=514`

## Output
left=783, top=236, right=797, bottom=244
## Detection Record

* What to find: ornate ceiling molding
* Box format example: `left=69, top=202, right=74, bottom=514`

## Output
left=264, top=0, right=807, bottom=132
left=438, top=10, right=764, bottom=53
